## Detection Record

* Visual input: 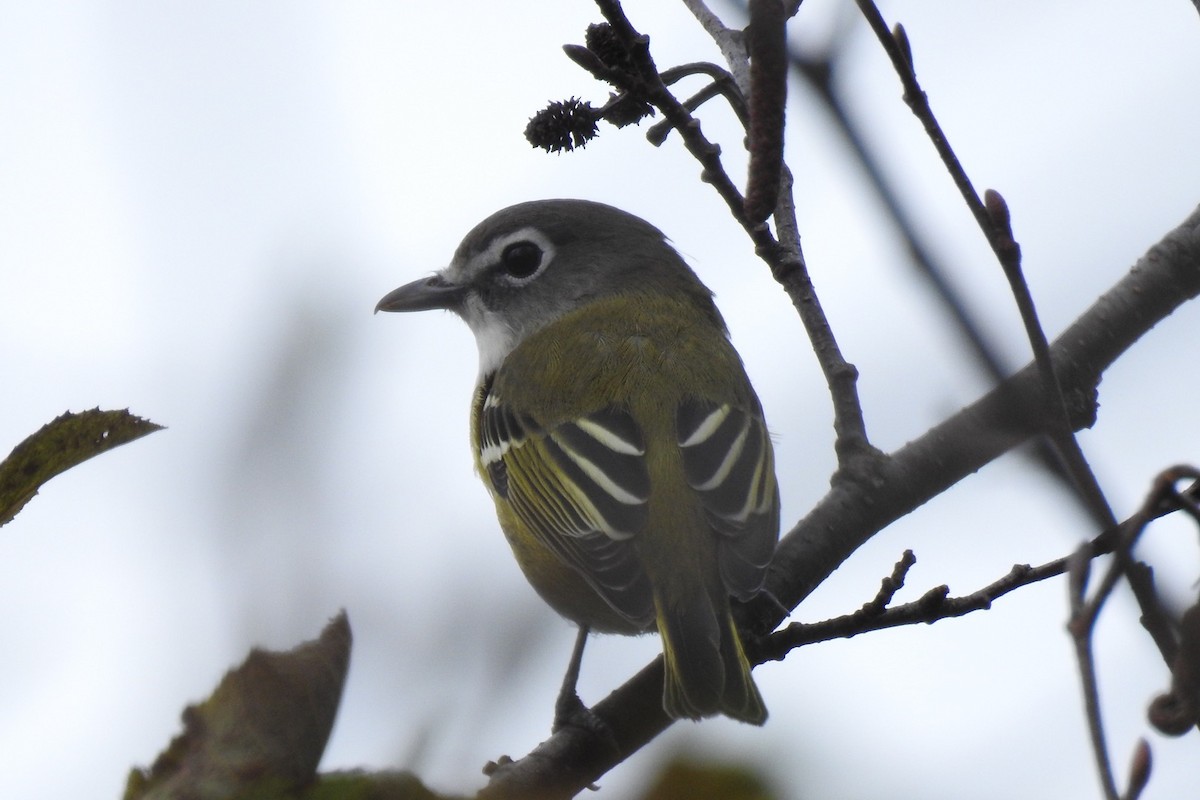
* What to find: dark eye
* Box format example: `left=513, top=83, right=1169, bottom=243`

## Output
left=499, top=241, right=543, bottom=279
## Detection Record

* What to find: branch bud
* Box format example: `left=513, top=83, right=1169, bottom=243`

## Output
left=892, top=23, right=914, bottom=76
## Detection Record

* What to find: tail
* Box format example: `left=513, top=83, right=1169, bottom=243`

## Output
left=657, top=587, right=767, bottom=725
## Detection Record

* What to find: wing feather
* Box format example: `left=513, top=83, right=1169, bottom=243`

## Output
left=677, top=397, right=779, bottom=600
left=479, top=392, right=654, bottom=624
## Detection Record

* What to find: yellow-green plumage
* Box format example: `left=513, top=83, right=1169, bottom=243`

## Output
left=378, top=199, right=779, bottom=725
left=473, top=292, right=776, bottom=723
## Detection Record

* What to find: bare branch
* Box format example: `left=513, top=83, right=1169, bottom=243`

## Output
left=858, top=3, right=1121, bottom=534
left=504, top=4, right=1200, bottom=795
left=765, top=204, right=1200, bottom=617
left=592, top=0, right=874, bottom=463
left=760, top=555, right=1065, bottom=660
left=1065, top=466, right=1200, bottom=798
left=982, top=188, right=1119, bottom=532
left=1149, top=599, right=1200, bottom=737
left=680, top=0, right=750, bottom=92
left=482, top=205, right=1200, bottom=798
left=787, top=26, right=1111, bottom=527
left=1076, top=467, right=1200, bottom=666
left=1068, top=563, right=1121, bottom=799
left=743, top=0, right=788, bottom=222
left=864, top=549, right=917, bottom=615
left=853, top=5, right=1003, bottom=259
left=790, top=47, right=1013, bottom=382
left=758, top=472, right=1194, bottom=663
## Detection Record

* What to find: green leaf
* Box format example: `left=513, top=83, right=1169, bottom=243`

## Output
left=0, top=408, right=163, bottom=527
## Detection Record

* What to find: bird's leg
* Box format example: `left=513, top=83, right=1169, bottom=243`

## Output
left=552, top=624, right=613, bottom=742
left=553, top=624, right=591, bottom=731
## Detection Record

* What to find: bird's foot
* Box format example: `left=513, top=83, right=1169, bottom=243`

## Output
left=553, top=691, right=619, bottom=758
left=552, top=689, right=607, bottom=735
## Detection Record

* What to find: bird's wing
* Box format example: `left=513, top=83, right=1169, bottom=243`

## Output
left=676, top=397, right=779, bottom=601
left=479, top=394, right=655, bottom=625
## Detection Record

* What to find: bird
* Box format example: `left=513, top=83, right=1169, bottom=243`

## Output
left=376, top=199, right=779, bottom=725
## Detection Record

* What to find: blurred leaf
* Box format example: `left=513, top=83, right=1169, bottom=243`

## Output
left=125, top=612, right=353, bottom=800
left=301, top=771, right=451, bottom=800
left=638, top=756, right=778, bottom=800
left=0, top=408, right=163, bottom=527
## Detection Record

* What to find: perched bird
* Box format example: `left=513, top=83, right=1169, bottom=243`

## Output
left=376, top=199, right=779, bottom=725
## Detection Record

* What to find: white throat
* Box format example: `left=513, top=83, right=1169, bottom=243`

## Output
left=460, top=294, right=518, bottom=381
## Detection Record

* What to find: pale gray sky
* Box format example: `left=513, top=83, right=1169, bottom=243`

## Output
left=2, top=2, right=1199, bottom=798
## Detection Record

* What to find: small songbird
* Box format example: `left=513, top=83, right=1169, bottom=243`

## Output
left=376, top=199, right=779, bottom=725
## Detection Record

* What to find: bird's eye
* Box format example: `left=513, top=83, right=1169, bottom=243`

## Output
left=499, top=241, right=543, bottom=279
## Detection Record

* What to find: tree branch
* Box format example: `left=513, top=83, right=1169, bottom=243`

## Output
left=481, top=204, right=1200, bottom=797
left=857, top=3, right=1121, bottom=534
left=787, top=21, right=1111, bottom=527
left=766, top=204, right=1200, bottom=616
left=593, top=0, right=875, bottom=464
left=1068, top=543, right=1120, bottom=800
left=762, top=551, right=1076, bottom=659
left=853, top=6, right=1002, bottom=259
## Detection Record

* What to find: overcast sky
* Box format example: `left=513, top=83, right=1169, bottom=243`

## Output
left=2, top=2, right=1199, bottom=798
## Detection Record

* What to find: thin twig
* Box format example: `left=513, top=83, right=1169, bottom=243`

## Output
left=789, top=42, right=1112, bottom=529
left=1077, top=468, right=1200, bottom=666
left=1149, top=597, right=1200, bottom=737
left=763, top=546, right=1085, bottom=661
left=762, top=466, right=1198, bottom=662
left=791, top=51, right=1010, bottom=378
left=743, top=0, right=789, bottom=222
left=646, top=81, right=740, bottom=146
left=647, top=62, right=749, bottom=144
left=856, top=3, right=1120, bottom=534
left=985, top=191, right=1118, bottom=525
left=762, top=469, right=1198, bottom=800
left=1072, top=612, right=1120, bottom=798
left=769, top=170, right=874, bottom=462
left=680, top=0, right=751, bottom=92
left=595, top=0, right=746, bottom=221
left=1063, top=467, right=1200, bottom=799
left=853, top=5, right=996, bottom=251
left=862, top=549, right=917, bottom=615
left=1066, top=543, right=1120, bottom=800
left=595, top=0, right=875, bottom=463
left=660, top=60, right=743, bottom=87
left=484, top=204, right=1200, bottom=799
left=512, top=1, right=1200, bottom=792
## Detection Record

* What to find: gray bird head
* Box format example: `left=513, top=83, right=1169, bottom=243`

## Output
left=376, top=199, right=723, bottom=377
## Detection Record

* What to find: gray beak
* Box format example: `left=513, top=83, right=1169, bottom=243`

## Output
left=375, top=274, right=466, bottom=314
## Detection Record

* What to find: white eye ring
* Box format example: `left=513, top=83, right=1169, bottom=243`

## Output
left=486, top=227, right=555, bottom=285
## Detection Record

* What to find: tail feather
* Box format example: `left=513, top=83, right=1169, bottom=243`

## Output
left=718, top=613, right=767, bottom=725
left=657, top=589, right=767, bottom=725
